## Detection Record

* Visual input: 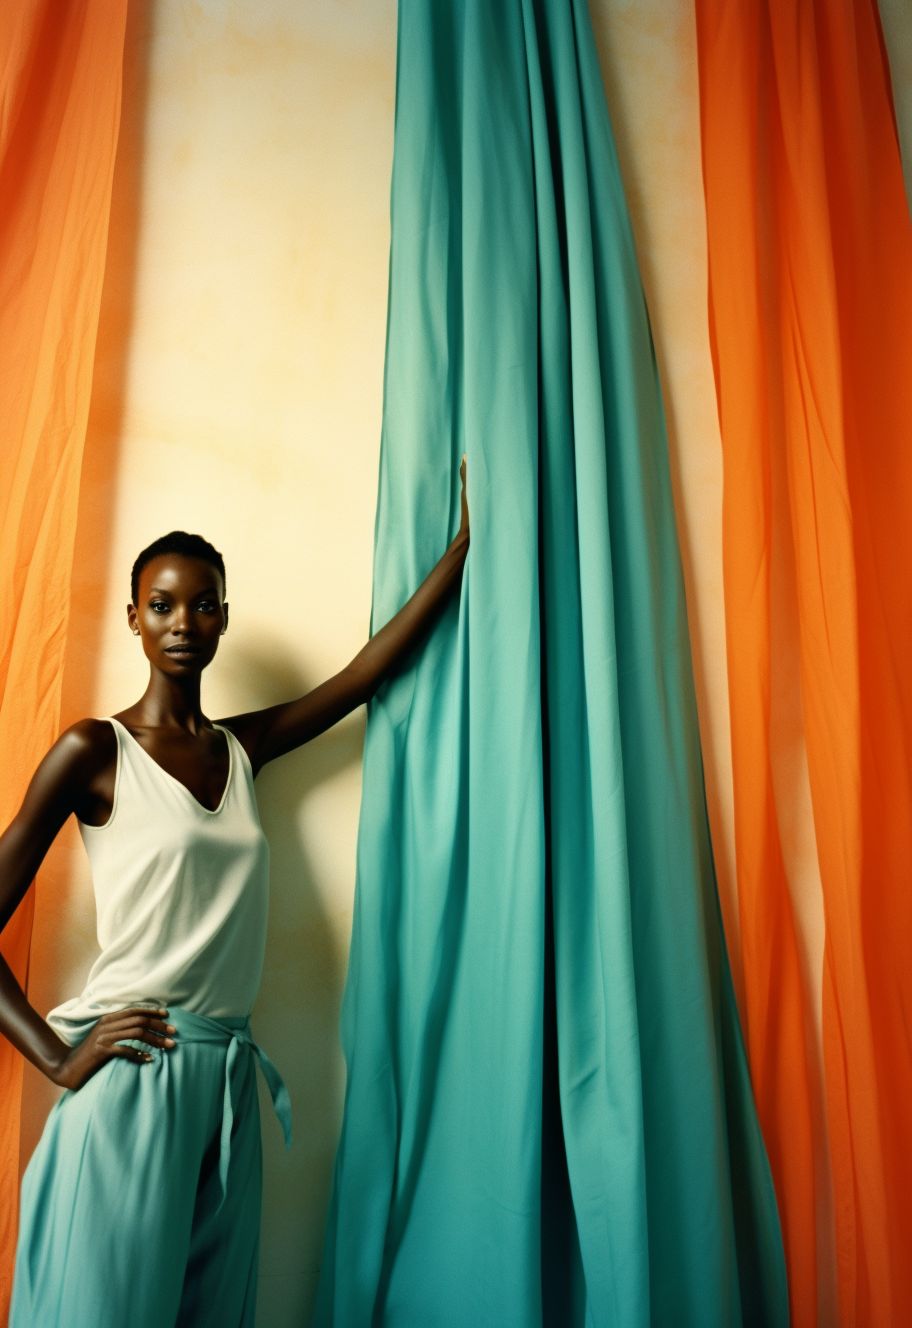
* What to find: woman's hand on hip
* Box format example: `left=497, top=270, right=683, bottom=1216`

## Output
left=50, top=1006, right=177, bottom=1091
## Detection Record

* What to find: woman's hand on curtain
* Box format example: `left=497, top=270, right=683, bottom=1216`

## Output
left=457, top=452, right=469, bottom=539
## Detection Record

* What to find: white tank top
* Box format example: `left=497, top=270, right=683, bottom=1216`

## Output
left=45, top=716, right=271, bottom=1045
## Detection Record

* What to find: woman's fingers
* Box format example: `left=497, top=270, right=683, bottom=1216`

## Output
left=94, top=1012, right=177, bottom=1050
left=99, top=1007, right=176, bottom=1034
left=458, top=456, right=469, bottom=536
left=104, top=1028, right=175, bottom=1065
left=106, top=1023, right=175, bottom=1048
left=109, top=1043, right=153, bottom=1064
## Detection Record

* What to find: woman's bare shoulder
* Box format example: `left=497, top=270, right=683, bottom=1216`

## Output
left=49, top=718, right=117, bottom=777
left=5, top=720, right=118, bottom=838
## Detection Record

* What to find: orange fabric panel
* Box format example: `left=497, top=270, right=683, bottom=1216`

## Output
left=694, top=7, right=820, bottom=1323
left=0, top=0, right=127, bottom=1315
left=695, top=1, right=912, bottom=1324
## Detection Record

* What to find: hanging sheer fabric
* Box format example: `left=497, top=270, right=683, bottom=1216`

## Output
left=313, top=3, right=787, bottom=1323
left=695, top=1, right=912, bottom=1323
left=0, top=1, right=127, bottom=1314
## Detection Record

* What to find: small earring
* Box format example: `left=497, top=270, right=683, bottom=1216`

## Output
left=132, top=628, right=140, bottom=636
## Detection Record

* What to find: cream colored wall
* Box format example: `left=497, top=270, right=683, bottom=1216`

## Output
left=20, top=2, right=909, bottom=1324
left=880, top=0, right=912, bottom=210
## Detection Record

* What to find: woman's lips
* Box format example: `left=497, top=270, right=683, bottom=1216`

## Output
left=164, top=646, right=201, bottom=656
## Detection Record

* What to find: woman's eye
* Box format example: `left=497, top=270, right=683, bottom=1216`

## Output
left=148, top=599, right=215, bottom=613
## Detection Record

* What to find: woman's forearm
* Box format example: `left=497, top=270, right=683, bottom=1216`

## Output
left=349, top=528, right=469, bottom=697
left=0, top=951, right=69, bottom=1081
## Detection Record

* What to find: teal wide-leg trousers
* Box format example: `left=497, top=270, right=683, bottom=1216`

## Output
left=10, top=1006, right=292, bottom=1328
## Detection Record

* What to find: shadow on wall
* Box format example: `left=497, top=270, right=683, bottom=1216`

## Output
left=231, top=640, right=358, bottom=1321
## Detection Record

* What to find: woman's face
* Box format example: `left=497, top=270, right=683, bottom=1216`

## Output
left=128, top=554, right=228, bottom=675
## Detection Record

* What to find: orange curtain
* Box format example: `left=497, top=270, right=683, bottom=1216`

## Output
left=0, top=0, right=127, bottom=1315
left=695, top=1, right=912, bottom=1324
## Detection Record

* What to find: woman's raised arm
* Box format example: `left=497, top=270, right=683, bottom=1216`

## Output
left=222, top=456, right=470, bottom=773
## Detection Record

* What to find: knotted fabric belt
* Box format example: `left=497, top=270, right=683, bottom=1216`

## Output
left=162, top=1007, right=294, bottom=1213
left=65, top=1002, right=294, bottom=1217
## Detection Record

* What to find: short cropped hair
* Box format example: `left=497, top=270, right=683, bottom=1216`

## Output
left=130, top=531, right=226, bottom=605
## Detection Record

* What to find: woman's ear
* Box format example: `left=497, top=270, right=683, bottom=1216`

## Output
left=221, top=602, right=229, bottom=634
left=126, top=603, right=139, bottom=635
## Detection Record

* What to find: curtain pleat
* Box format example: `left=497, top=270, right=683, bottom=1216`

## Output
left=0, top=1, right=127, bottom=1315
left=694, top=1, right=912, bottom=1322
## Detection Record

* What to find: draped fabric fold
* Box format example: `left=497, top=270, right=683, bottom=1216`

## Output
left=313, top=3, right=787, bottom=1323
left=694, top=1, right=912, bottom=1322
left=0, top=1, right=128, bottom=1314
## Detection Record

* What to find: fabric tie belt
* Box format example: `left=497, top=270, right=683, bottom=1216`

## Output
left=160, top=1007, right=294, bottom=1214
left=64, top=1003, right=294, bottom=1217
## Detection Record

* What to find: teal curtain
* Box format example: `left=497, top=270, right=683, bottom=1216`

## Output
left=313, top=2, right=789, bottom=1324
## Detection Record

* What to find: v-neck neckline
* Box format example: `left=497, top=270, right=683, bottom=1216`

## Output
left=109, top=716, right=233, bottom=815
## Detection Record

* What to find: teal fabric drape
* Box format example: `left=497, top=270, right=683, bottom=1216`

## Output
left=313, top=2, right=789, bottom=1324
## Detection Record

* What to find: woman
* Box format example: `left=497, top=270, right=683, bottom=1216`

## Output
left=1, top=456, right=469, bottom=1326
